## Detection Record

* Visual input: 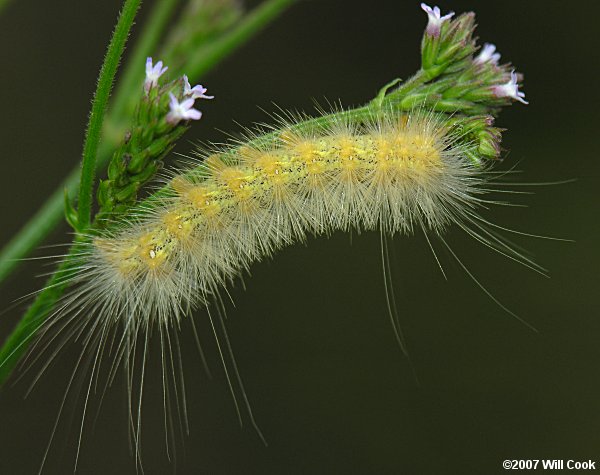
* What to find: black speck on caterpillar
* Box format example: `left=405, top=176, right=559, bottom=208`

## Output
left=25, top=106, right=549, bottom=470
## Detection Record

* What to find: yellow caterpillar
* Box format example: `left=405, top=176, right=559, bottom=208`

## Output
left=38, top=108, right=535, bottom=471
left=18, top=102, right=550, bottom=475
left=80, top=111, right=481, bottom=332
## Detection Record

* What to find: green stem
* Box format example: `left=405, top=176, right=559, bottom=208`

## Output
left=77, top=0, right=142, bottom=230
left=392, top=69, right=429, bottom=96
left=0, top=172, right=77, bottom=283
left=0, top=250, right=78, bottom=385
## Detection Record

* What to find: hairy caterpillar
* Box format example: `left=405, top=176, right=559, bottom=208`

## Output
left=60, top=108, right=498, bottom=348
left=86, top=110, right=479, bottom=323
left=25, top=106, right=543, bottom=470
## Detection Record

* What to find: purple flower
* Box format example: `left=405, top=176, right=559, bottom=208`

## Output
left=166, top=93, right=202, bottom=125
left=420, top=3, right=454, bottom=37
left=475, top=43, right=501, bottom=66
left=144, top=57, right=168, bottom=93
left=491, top=71, right=528, bottom=104
left=183, top=75, right=214, bottom=100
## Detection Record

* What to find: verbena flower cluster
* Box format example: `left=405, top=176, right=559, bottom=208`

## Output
left=419, top=3, right=528, bottom=106
left=95, top=58, right=213, bottom=221
left=144, top=57, right=213, bottom=124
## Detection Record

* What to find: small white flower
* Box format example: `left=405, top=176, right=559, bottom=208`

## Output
left=492, top=71, right=528, bottom=104
left=144, top=57, right=168, bottom=93
left=420, top=3, right=454, bottom=37
left=183, top=75, right=214, bottom=100
left=166, top=93, right=202, bottom=125
left=475, top=43, right=501, bottom=66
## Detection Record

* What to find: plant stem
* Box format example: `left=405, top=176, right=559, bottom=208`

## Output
left=77, top=0, right=142, bottom=230
left=0, top=250, right=77, bottom=385
left=0, top=173, right=76, bottom=283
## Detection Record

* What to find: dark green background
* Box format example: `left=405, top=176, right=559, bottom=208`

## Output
left=0, top=1, right=598, bottom=474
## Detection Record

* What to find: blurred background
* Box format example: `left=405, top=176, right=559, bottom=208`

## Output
left=0, top=0, right=598, bottom=473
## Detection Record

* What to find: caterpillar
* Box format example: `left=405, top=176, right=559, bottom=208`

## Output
left=87, top=110, right=479, bottom=325
left=59, top=108, right=496, bottom=353
left=28, top=106, right=541, bottom=468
